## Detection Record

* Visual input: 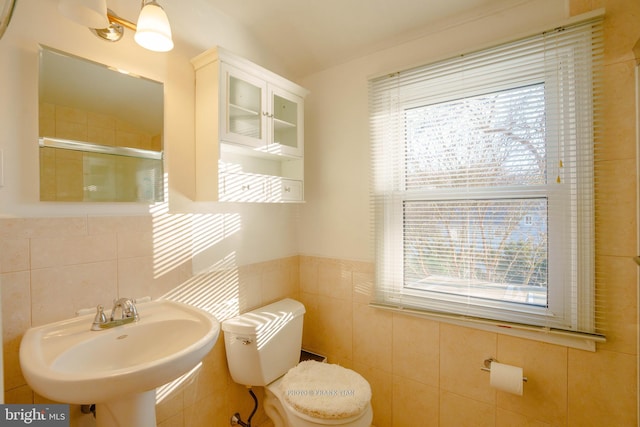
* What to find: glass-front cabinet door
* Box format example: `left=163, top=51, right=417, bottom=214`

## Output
left=269, top=86, right=303, bottom=157
left=222, top=63, right=267, bottom=149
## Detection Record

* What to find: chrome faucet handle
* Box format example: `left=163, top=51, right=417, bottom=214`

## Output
left=91, top=305, right=108, bottom=331
left=126, top=300, right=139, bottom=320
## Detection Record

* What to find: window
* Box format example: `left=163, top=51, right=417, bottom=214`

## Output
left=370, top=17, right=603, bottom=337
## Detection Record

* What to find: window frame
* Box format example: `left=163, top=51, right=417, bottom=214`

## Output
left=370, top=17, right=603, bottom=343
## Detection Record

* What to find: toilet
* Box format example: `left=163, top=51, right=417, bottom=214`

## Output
left=222, top=298, right=373, bottom=427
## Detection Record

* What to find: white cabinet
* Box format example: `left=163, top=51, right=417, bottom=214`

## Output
left=192, top=47, right=308, bottom=202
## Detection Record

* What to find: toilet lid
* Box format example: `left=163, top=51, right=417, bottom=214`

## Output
left=279, top=360, right=371, bottom=420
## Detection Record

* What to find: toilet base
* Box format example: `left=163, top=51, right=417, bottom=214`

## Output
left=264, top=394, right=288, bottom=427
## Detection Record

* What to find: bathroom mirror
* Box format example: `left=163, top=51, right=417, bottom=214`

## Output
left=38, top=46, right=164, bottom=202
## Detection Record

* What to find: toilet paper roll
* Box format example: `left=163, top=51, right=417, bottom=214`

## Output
left=489, top=361, right=523, bottom=395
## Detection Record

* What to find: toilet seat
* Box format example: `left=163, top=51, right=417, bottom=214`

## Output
left=266, top=377, right=372, bottom=427
left=278, top=361, right=371, bottom=421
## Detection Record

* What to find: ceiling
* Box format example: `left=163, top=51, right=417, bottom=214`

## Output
left=193, top=0, right=538, bottom=78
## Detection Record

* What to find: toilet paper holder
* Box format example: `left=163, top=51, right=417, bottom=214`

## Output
left=481, top=358, right=528, bottom=382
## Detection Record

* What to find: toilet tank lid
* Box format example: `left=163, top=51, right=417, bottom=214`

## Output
left=222, top=298, right=305, bottom=335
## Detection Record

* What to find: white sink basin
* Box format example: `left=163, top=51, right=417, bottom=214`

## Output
left=20, top=299, right=219, bottom=427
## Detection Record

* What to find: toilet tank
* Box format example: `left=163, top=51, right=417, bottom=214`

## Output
left=222, top=298, right=305, bottom=386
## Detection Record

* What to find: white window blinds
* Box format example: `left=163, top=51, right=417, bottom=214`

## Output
left=370, top=16, right=604, bottom=337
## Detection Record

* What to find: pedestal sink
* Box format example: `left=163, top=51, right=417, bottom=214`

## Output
left=19, top=299, right=220, bottom=427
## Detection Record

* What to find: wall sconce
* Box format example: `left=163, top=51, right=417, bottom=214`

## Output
left=58, top=0, right=174, bottom=52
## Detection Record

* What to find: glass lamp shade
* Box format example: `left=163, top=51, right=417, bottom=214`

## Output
left=134, top=1, right=174, bottom=52
left=58, top=0, right=109, bottom=29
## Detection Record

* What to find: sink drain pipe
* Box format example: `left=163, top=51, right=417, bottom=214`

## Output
left=230, top=387, right=258, bottom=427
left=81, top=404, right=96, bottom=418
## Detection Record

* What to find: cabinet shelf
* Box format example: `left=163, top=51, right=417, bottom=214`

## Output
left=229, top=103, right=260, bottom=119
left=273, top=117, right=296, bottom=130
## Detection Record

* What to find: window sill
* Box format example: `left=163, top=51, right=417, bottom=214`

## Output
left=370, top=302, right=605, bottom=352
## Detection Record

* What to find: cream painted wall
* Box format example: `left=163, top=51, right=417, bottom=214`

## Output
left=298, top=0, right=570, bottom=261
left=0, top=0, right=300, bottom=266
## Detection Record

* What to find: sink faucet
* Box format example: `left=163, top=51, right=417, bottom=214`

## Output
left=91, top=298, right=139, bottom=330
left=110, top=297, right=139, bottom=322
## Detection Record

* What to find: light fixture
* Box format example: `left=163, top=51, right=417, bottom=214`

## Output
left=97, top=9, right=137, bottom=44
left=58, top=0, right=174, bottom=52
left=58, top=0, right=109, bottom=29
left=134, top=1, right=174, bottom=52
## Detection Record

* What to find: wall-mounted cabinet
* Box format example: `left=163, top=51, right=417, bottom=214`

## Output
left=192, top=46, right=308, bottom=202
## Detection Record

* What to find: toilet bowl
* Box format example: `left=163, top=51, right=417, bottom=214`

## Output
left=221, top=299, right=373, bottom=427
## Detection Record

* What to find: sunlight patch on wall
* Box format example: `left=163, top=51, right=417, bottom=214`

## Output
left=162, top=252, right=241, bottom=321
left=151, top=211, right=193, bottom=277
left=156, top=253, right=241, bottom=404
left=191, top=212, right=242, bottom=257
left=149, top=201, right=241, bottom=278
left=147, top=179, right=246, bottom=404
